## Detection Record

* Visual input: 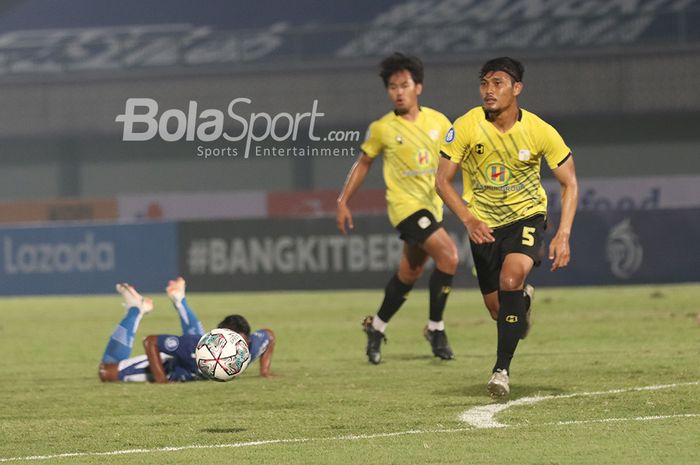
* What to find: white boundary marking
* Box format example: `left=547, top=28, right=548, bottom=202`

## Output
left=0, top=430, right=471, bottom=463
left=459, top=381, right=700, bottom=428
left=2, top=382, right=698, bottom=463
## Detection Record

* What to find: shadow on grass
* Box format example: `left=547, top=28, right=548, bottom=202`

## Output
left=438, top=383, right=567, bottom=399
left=390, top=353, right=487, bottom=362
left=391, top=354, right=437, bottom=362
left=201, top=428, right=247, bottom=433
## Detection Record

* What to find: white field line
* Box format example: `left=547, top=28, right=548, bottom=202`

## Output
left=2, top=382, right=699, bottom=463
left=549, top=413, right=700, bottom=426
left=459, top=381, right=700, bottom=428
left=0, top=430, right=471, bottom=463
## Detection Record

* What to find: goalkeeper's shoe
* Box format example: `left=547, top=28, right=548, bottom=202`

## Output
left=166, top=277, right=186, bottom=304
left=487, top=369, right=510, bottom=397
left=362, top=315, right=386, bottom=365
left=116, top=283, right=153, bottom=314
left=521, top=284, right=535, bottom=339
left=423, top=326, right=455, bottom=360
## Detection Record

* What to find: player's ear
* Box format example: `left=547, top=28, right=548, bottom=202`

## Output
left=513, top=81, right=523, bottom=97
left=415, top=82, right=423, bottom=96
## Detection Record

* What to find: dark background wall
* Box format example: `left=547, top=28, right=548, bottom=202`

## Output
left=0, top=0, right=699, bottom=200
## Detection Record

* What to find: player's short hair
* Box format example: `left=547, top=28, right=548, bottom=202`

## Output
left=218, top=314, right=251, bottom=337
left=480, top=57, right=524, bottom=83
left=379, top=52, right=424, bottom=87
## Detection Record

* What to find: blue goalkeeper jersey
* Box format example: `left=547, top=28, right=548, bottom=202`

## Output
left=156, top=329, right=271, bottom=382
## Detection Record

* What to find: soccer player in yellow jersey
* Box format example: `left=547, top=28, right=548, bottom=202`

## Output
left=437, top=57, right=579, bottom=396
left=336, top=53, right=459, bottom=364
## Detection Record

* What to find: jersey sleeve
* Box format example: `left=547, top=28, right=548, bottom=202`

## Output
left=438, top=113, right=453, bottom=142
left=440, top=118, right=469, bottom=164
left=157, top=335, right=186, bottom=356
left=360, top=120, right=384, bottom=158
left=540, top=122, right=572, bottom=169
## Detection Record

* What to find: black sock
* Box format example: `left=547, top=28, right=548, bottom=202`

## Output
left=493, top=289, right=528, bottom=373
left=429, top=268, right=454, bottom=323
left=376, top=274, right=414, bottom=323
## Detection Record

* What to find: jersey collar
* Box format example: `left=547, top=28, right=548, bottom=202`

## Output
left=482, top=107, right=522, bottom=122
left=394, top=106, right=422, bottom=116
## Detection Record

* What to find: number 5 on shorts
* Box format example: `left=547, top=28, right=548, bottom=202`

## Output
left=522, top=226, right=536, bottom=247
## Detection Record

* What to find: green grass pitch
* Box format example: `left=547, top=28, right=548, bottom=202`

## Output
left=1, top=284, right=699, bottom=464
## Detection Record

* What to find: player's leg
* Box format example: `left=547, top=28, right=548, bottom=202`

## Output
left=99, top=283, right=153, bottom=382
left=489, top=215, right=545, bottom=396
left=101, top=353, right=175, bottom=382
left=469, top=232, right=516, bottom=396
left=492, top=252, right=534, bottom=376
left=470, top=239, right=501, bottom=320
left=420, top=227, right=459, bottom=359
left=363, top=242, right=428, bottom=364
left=482, top=291, right=499, bottom=320
left=480, top=264, right=534, bottom=323
left=166, top=277, right=205, bottom=337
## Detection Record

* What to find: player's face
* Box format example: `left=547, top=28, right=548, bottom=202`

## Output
left=480, top=71, right=522, bottom=114
left=386, top=70, right=422, bottom=115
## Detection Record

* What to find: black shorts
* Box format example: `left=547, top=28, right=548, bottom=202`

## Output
left=471, top=214, right=546, bottom=295
left=395, top=209, right=442, bottom=246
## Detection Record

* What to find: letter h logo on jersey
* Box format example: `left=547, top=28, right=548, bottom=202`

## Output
left=486, top=163, right=509, bottom=186
left=416, top=149, right=430, bottom=165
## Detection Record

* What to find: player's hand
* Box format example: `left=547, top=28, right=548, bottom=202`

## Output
left=336, top=203, right=354, bottom=235
left=465, top=218, right=495, bottom=244
left=548, top=231, right=571, bottom=271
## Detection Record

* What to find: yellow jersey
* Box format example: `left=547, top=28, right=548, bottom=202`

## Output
left=441, top=106, right=571, bottom=228
left=361, top=107, right=452, bottom=226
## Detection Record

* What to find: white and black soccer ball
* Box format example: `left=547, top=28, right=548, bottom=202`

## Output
left=195, top=328, right=251, bottom=381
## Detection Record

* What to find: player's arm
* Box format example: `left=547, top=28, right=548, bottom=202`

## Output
left=143, top=335, right=168, bottom=384
left=258, top=329, right=276, bottom=378
left=549, top=155, right=578, bottom=271
left=336, top=153, right=375, bottom=234
left=436, top=157, right=495, bottom=243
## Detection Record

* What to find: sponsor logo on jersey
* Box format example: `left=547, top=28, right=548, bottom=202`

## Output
left=429, top=129, right=439, bottom=141
left=505, top=315, right=518, bottom=323
left=518, top=149, right=531, bottom=161
left=416, top=149, right=430, bottom=165
left=445, top=127, right=455, bottom=143
left=474, top=143, right=485, bottom=155
left=395, top=135, right=403, bottom=144
left=485, top=163, right=511, bottom=186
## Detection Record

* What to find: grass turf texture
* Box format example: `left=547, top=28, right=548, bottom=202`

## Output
left=1, top=284, right=699, bottom=464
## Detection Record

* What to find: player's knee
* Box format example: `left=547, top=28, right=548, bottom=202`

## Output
left=398, top=267, right=422, bottom=284
left=499, top=274, right=525, bottom=291
left=437, top=251, right=459, bottom=275
left=98, top=363, right=118, bottom=382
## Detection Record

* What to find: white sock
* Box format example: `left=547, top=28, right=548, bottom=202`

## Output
left=428, top=320, right=445, bottom=331
left=372, top=316, right=387, bottom=333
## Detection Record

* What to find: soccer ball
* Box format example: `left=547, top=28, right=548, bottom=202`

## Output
left=195, top=328, right=251, bottom=381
